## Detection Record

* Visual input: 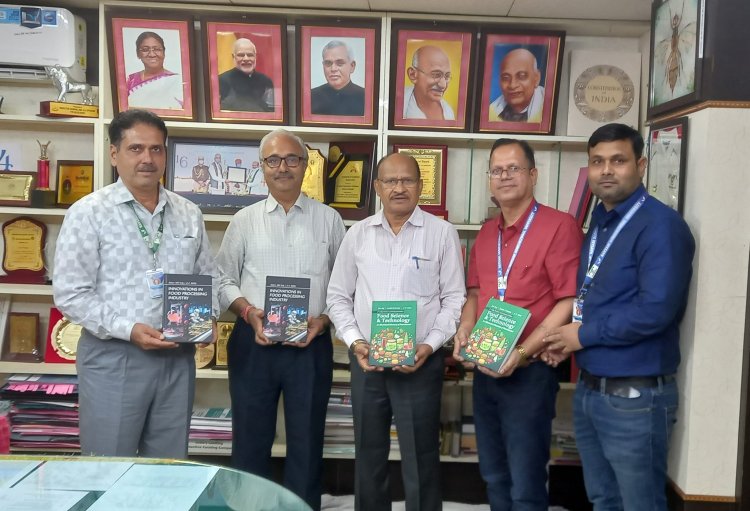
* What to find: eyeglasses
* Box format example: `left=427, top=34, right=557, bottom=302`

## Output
left=487, top=166, right=529, bottom=178
left=378, top=177, right=420, bottom=188
left=138, top=46, right=165, bottom=55
left=262, top=155, right=306, bottom=168
left=413, top=66, right=451, bottom=82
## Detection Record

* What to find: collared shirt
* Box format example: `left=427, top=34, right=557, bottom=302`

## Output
left=576, top=185, right=695, bottom=377
left=327, top=207, right=466, bottom=352
left=310, top=81, right=365, bottom=116
left=403, top=86, right=456, bottom=121
left=489, top=86, right=545, bottom=123
left=217, top=193, right=345, bottom=316
left=467, top=200, right=583, bottom=343
left=53, top=180, right=220, bottom=341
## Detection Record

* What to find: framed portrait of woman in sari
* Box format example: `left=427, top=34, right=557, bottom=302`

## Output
left=107, top=11, right=197, bottom=121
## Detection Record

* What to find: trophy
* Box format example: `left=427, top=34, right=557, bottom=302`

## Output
left=325, top=141, right=375, bottom=220
left=39, top=65, right=99, bottom=118
left=30, top=140, right=56, bottom=208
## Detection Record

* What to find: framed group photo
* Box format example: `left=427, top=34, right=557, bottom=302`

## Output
left=296, top=19, right=380, bottom=128
left=647, top=116, right=688, bottom=214
left=476, top=30, right=565, bottom=134
left=107, top=12, right=196, bottom=120
left=647, top=0, right=702, bottom=119
left=389, top=23, right=475, bottom=131
left=203, top=19, right=287, bottom=124
left=167, top=138, right=266, bottom=213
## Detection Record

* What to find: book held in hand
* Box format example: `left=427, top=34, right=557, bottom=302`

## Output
left=369, top=301, right=417, bottom=367
left=162, top=274, right=213, bottom=343
left=460, top=298, right=531, bottom=372
left=262, top=276, right=311, bottom=343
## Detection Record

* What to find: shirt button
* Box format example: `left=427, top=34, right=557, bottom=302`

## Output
left=603, top=227, right=608, bottom=232
left=504, top=243, right=508, bottom=248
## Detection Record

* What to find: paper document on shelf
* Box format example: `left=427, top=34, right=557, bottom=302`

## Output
left=0, top=488, right=91, bottom=511
left=0, top=461, right=41, bottom=488
left=88, top=464, right=219, bottom=511
left=15, top=461, right=133, bottom=491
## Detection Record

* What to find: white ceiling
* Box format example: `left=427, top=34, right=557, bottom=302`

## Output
left=54, top=0, right=652, bottom=22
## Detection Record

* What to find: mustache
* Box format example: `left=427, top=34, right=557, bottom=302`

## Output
left=137, top=164, right=157, bottom=172
left=430, top=86, right=445, bottom=93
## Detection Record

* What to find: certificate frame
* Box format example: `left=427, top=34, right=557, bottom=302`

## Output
left=166, top=137, right=265, bottom=214
left=391, top=144, right=448, bottom=218
left=647, top=0, right=703, bottom=119
left=107, top=10, right=197, bottom=121
left=476, top=29, right=565, bottom=134
left=56, top=160, right=94, bottom=207
left=202, top=17, right=288, bottom=124
left=0, top=171, right=34, bottom=207
left=1, top=312, right=41, bottom=362
left=389, top=21, right=475, bottom=132
left=647, top=116, right=688, bottom=215
left=296, top=18, right=381, bottom=128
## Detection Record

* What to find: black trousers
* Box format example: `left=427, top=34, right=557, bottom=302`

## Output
left=228, top=318, right=333, bottom=510
left=350, top=350, right=444, bottom=511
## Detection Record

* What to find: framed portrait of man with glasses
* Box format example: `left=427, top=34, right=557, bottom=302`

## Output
left=166, top=138, right=264, bottom=213
left=107, top=11, right=196, bottom=120
left=389, top=22, right=475, bottom=131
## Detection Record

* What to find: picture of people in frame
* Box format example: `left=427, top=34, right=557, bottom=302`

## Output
left=309, top=37, right=367, bottom=116
left=488, top=45, right=549, bottom=123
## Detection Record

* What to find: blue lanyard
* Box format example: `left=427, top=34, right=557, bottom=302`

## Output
left=579, top=194, right=646, bottom=298
left=497, top=203, right=538, bottom=301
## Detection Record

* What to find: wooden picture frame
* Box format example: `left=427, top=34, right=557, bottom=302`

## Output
left=389, top=22, right=475, bottom=132
left=107, top=11, right=196, bottom=120
left=202, top=18, right=287, bottom=124
left=167, top=137, right=264, bottom=214
left=0, top=172, right=34, bottom=207
left=476, top=29, right=565, bottom=134
left=56, top=160, right=94, bottom=207
left=647, top=116, right=688, bottom=214
left=1, top=312, right=41, bottom=362
left=647, top=0, right=703, bottom=119
left=296, top=18, right=380, bottom=128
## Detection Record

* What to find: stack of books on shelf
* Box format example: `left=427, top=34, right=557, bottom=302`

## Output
left=188, top=407, right=232, bottom=455
left=459, top=417, right=477, bottom=456
left=324, top=383, right=354, bottom=454
left=0, top=374, right=80, bottom=452
left=550, top=415, right=580, bottom=465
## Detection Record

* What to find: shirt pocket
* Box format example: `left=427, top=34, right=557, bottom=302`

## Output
left=165, top=236, right=200, bottom=274
left=404, top=259, right=440, bottom=298
left=302, top=239, right=330, bottom=277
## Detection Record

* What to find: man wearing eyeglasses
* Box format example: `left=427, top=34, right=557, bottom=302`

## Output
left=489, top=48, right=545, bottom=123
left=310, top=40, right=365, bottom=116
left=327, top=152, right=465, bottom=510
left=453, top=139, right=582, bottom=510
left=404, top=45, right=456, bottom=121
left=216, top=129, right=345, bottom=510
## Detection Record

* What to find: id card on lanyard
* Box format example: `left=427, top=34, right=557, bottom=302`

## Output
left=573, top=194, right=646, bottom=322
left=128, top=202, right=166, bottom=298
left=497, top=203, right=537, bottom=301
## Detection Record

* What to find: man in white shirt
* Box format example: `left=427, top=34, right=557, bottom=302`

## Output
left=403, top=45, right=456, bottom=121
left=489, top=48, right=545, bottom=123
left=217, top=129, right=345, bottom=511
left=208, top=153, right=225, bottom=194
left=327, top=152, right=466, bottom=511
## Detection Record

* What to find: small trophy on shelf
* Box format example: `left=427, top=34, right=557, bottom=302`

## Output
left=39, top=65, right=99, bottom=118
left=30, top=140, right=56, bottom=208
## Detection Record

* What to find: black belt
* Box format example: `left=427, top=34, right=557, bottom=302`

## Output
left=580, top=369, right=675, bottom=396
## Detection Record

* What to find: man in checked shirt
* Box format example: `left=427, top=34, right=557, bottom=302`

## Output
left=53, top=109, right=219, bottom=458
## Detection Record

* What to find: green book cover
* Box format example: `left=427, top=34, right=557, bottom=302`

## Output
left=368, top=300, right=417, bottom=367
left=460, top=298, right=531, bottom=372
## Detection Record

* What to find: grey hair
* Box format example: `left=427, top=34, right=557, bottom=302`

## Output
left=259, top=129, right=307, bottom=157
left=321, top=40, right=355, bottom=61
left=411, top=45, right=448, bottom=69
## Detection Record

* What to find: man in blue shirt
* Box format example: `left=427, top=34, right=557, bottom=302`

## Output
left=544, top=123, right=695, bottom=511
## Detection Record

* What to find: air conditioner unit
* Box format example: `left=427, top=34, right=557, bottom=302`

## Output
left=0, top=4, right=86, bottom=81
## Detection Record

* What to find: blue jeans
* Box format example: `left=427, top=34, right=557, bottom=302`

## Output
left=473, top=361, right=559, bottom=511
left=574, top=377, right=678, bottom=511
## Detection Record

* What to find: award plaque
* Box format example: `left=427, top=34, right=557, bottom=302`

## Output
left=214, top=321, right=234, bottom=369
left=195, top=343, right=216, bottom=369
left=2, top=312, right=41, bottom=362
left=0, top=172, right=35, bottom=207
left=39, top=101, right=99, bottom=118
left=302, top=146, right=326, bottom=203
left=45, top=307, right=81, bottom=364
left=325, top=141, right=375, bottom=220
left=393, top=144, right=448, bottom=218
left=56, top=160, right=94, bottom=207
left=0, top=217, right=47, bottom=284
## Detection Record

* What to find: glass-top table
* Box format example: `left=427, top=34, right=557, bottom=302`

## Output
left=0, top=455, right=311, bottom=511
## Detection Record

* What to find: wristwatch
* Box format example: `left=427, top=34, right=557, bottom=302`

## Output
left=350, top=340, right=368, bottom=353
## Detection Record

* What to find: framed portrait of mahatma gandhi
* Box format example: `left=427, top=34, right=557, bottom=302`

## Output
left=107, top=11, right=196, bottom=121
left=296, top=19, right=381, bottom=128
left=476, top=30, right=565, bottom=134
left=202, top=18, right=287, bottom=124
left=390, top=22, right=475, bottom=132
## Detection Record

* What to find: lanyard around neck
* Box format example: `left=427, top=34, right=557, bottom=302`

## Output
left=497, top=202, right=538, bottom=301
left=128, top=202, right=164, bottom=268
